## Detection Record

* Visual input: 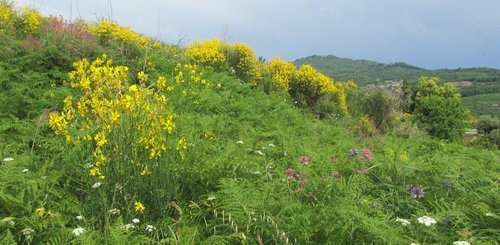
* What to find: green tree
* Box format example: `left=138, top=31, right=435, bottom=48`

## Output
left=414, top=77, right=471, bottom=140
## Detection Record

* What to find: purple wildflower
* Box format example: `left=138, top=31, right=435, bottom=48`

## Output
left=409, top=185, right=424, bottom=198
left=349, top=148, right=358, bottom=157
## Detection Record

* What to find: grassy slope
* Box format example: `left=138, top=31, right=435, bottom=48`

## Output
left=0, top=8, right=499, bottom=244
left=462, top=93, right=500, bottom=117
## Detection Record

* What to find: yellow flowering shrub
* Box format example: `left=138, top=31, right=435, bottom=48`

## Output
left=90, top=20, right=150, bottom=49
left=0, top=0, right=15, bottom=30
left=49, top=54, right=177, bottom=182
left=225, top=42, right=261, bottom=84
left=20, top=6, right=41, bottom=35
left=294, top=64, right=337, bottom=94
left=264, top=57, right=296, bottom=92
left=185, top=38, right=226, bottom=68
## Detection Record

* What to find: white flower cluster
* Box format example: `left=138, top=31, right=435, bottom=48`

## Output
left=255, top=150, right=265, bottom=156
left=72, top=227, right=85, bottom=237
left=145, top=225, right=156, bottom=232
left=92, top=182, right=101, bottom=188
left=416, top=216, right=437, bottom=226
left=453, top=241, right=470, bottom=245
left=124, top=223, right=135, bottom=231
left=22, top=228, right=34, bottom=239
left=396, top=217, right=411, bottom=226
left=107, top=208, right=120, bottom=215
left=132, top=218, right=140, bottom=224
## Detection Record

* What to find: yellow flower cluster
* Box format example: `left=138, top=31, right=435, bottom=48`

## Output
left=186, top=39, right=261, bottom=83
left=264, top=57, right=296, bottom=91
left=134, top=201, right=145, bottom=213
left=295, top=64, right=337, bottom=94
left=173, top=63, right=212, bottom=91
left=90, top=20, right=150, bottom=48
left=49, top=54, right=176, bottom=180
left=400, top=149, right=409, bottom=161
left=227, top=42, right=262, bottom=84
left=20, top=6, right=41, bottom=35
left=185, top=38, right=226, bottom=68
left=0, top=1, right=15, bottom=29
left=35, top=207, right=45, bottom=217
left=264, top=57, right=357, bottom=115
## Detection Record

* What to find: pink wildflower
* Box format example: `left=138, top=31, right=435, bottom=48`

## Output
left=299, top=156, right=310, bottom=166
left=295, top=172, right=305, bottom=179
left=300, top=179, right=308, bottom=187
left=360, top=149, right=372, bottom=161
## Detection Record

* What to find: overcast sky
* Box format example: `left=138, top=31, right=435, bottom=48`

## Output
left=16, top=0, right=500, bottom=69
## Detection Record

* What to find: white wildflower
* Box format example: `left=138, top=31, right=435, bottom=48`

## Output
left=76, top=215, right=83, bottom=220
left=145, top=225, right=156, bottom=232
left=453, top=241, right=470, bottom=245
left=268, top=143, right=275, bottom=147
left=22, top=228, right=34, bottom=239
left=22, top=168, right=29, bottom=173
left=396, top=217, right=411, bottom=226
left=417, top=216, right=437, bottom=226
left=255, top=150, right=265, bottom=156
left=3, top=157, right=14, bottom=162
left=207, top=196, right=216, bottom=201
left=72, top=227, right=85, bottom=237
left=107, top=208, right=120, bottom=215
left=124, top=223, right=135, bottom=231
left=485, top=212, right=494, bottom=217
left=410, top=243, right=420, bottom=245
left=92, top=182, right=101, bottom=188
left=236, top=140, right=244, bottom=144
left=132, top=218, right=140, bottom=224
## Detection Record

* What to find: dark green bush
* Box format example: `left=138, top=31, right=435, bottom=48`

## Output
left=414, top=77, right=471, bottom=141
left=361, top=87, right=398, bottom=132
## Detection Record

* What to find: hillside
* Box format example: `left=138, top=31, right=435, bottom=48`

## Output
left=1, top=3, right=499, bottom=244
left=295, top=55, right=500, bottom=117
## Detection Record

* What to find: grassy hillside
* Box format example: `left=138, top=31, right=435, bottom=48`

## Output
left=1, top=3, right=499, bottom=244
left=462, top=93, right=500, bottom=117
left=295, top=55, right=500, bottom=86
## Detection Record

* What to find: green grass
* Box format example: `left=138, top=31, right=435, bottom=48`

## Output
left=462, top=93, right=500, bottom=117
left=0, top=4, right=499, bottom=244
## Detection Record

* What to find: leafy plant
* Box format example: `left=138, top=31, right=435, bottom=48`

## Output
left=414, top=77, right=471, bottom=140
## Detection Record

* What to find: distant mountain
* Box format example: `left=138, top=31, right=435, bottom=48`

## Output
left=295, top=55, right=500, bottom=117
left=294, top=55, right=500, bottom=93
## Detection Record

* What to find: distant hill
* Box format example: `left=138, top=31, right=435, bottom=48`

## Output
left=294, top=55, right=500, bottom=89
left=295, top=55, right=500, bottom=117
